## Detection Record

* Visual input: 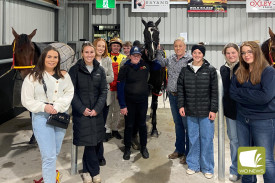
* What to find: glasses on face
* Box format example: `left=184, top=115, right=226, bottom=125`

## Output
left=241, top=50, right=253, bottom=56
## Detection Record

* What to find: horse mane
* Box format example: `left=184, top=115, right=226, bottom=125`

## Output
left=261, top=39, right=272, bottom=65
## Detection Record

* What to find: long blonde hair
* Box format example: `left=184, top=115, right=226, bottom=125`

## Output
left=235, top=41, right=268, bottom=85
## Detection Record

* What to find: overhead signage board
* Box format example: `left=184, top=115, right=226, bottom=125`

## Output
left=96, top=0, right=116, bottom=9
left=246, top=0, right=275, bottom=13
left=188, top=0, right=227, bottom=13
left=132, top=0, right=170, bottom=12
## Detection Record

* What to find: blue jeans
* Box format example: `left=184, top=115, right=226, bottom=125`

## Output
left=32, top=112, right=66, bottom=183
left=186, top=116, right=214, bottom=174
left=236, top=115, right=275, bottom=183
left=169, top=93, right=189, bottom=155
left=226, top=117, right=239, bottom=176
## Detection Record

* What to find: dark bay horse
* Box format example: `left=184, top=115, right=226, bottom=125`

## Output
left=261, top=27, right=275, bottom=68
left=12, top=28, right=76, bottom=143
left=141, top=18, right=166, bottom=137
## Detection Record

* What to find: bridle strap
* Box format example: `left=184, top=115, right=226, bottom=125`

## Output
left=12, top=40, right=35, bottom=69
left=269, top=39, right=275, bottom=65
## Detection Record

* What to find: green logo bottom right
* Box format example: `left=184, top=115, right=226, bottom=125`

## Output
left=238, top=147, right=266, bottom=175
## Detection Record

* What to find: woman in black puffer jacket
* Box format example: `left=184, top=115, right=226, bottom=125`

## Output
left=69, top=42, right=107, bottom=183
left=177, top=44, right=218, bottom=179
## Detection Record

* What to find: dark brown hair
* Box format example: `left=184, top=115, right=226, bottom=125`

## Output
left=30, top=46, right=63, bottom=83
left=235, top=41, right=268, bottom=85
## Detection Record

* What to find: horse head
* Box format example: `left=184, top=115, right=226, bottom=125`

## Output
left=142, top=18, right=161, bottom=61
left=12, top=28, right=37, bottom=78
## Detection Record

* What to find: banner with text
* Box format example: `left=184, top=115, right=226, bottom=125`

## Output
left=132, top=0, right=170, bottom=12
left=246, top=0, right=275, bottom=13
left=188, top=0, right=227, bottom=13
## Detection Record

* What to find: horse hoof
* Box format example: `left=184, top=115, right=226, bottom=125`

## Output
left=150, top=129, right=159, bottom=137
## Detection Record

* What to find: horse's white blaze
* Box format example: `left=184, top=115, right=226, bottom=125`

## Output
left=148, top=27, right=155, bottom=55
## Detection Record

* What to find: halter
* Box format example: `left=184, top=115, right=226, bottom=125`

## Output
left=268, top=39, right=275, bottom=65
left=12, top=40, right=35, bottom=69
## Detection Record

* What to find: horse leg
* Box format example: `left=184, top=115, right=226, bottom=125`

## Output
left=150, top=94, right=159, bottom=137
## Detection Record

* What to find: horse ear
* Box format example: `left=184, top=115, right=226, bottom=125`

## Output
left=12, top=27, right=19, bottom=39
left=28, top=29, right=37, bottom=40
left=155, top=17, right=161, bottom=27
left=142, top=18, right=147, bottom=27
left=269, top=27, right=275, bottom=39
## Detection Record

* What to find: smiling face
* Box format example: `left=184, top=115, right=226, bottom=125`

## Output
left=123, top=46, right=131, bottom=57
left=95, top=40, right=106, bottom=57
left=225, top=47, right=239, bottom=63
left=192, top=49, right=204, bottom=65
left=111, top=43, right=121, bottom=54
left=241, top=46, right=254, bottom=65
left=82, top=46, right=95, bottom=65
left=174, top=40, right=186, bottom=58
left=44, top=50, right=59, bottom=71
left=130, top=54, right=141, bottom=64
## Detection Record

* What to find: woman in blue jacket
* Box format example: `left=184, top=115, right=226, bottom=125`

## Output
left=230, top=41, right=275, bottom=183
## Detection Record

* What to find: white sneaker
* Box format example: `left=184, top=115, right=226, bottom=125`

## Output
left=229, top=174, right=240, bottom=182
left=204, top=173, right=213, bottom=179
left=82, top=172, right=92, bottom=183
left=186, top=169, right=196, bottom=175
left=92, top=174, right=101, bottom=183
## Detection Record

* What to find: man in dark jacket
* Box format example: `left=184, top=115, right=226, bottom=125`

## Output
left=117, top=46, right=150, bottom=160
left=177, top=44, right=218, bottom=179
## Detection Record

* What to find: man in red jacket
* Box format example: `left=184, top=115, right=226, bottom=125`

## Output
left=105, top=37, right=127, bottom=141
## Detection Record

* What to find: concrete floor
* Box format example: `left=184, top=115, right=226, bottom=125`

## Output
left=0, top=98, right=264, bottom=183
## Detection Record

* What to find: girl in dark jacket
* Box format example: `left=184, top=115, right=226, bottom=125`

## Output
left=177, top=44, right=218, bottom=179
left=220, top=43, right=240, bottom=182
left=230, top=41, right=275, bottom=183
left=69, top=42, right=107, bottom=183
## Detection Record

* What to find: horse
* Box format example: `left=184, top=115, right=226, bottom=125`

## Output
left=11, top=28, right=77, bottom=143
left=261, top=27, right=275, bottom=68
left=141, top=18, right=166, bottom=137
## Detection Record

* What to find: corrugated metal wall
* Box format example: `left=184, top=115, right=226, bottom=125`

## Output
left=67, top=4, right=89, bottom=41
left=67, top=3, right=119, bottom=41
left=0, top=1, right=3, bottom=44
left=1, top=0, right=55, bottom=45
left=66, top=2, right=275, bottom=69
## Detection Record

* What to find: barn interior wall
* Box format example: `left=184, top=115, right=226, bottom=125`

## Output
left=67, top=2, right=275, bottom=69
left=1, top=0, right=56, bottom=45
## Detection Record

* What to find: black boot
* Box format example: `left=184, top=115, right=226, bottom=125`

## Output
left=140, top=147, right=149, bottom=159
left=112, top=131, right=122, bottom=139
left=29, top=134, right=37, bottom=144
left=123, top=147, right=131, bottom=160
left=104, top=132, right=112, bottom=142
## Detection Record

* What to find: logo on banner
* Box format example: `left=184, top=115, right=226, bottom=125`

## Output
left=238, top=147, right=265, bottom=175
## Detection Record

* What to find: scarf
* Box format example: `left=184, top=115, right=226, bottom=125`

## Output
left=225, top=60, right=239, bottom=79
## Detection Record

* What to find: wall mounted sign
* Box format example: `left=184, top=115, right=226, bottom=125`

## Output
left=132, top=0, right=170, bottom=12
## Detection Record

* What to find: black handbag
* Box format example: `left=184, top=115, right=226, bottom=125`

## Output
left=47, top=112, right=70, bottom=129
left=42, top=78, right=70, bottom=129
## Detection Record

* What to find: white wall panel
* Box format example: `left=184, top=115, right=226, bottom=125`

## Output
left=0, top=0, right=3, bottom=44
left=67, top=4, right=89, bottom=41
left=92, top=4, right=119, bottom=24
left=4, top=0, right=55, bottom=45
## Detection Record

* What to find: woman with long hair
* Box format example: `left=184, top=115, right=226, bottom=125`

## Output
left=230, top=41, right=275, bottom=183
left=93, top=38, right=114, bottom=165
left=21, top=46, right=74, bottom=183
